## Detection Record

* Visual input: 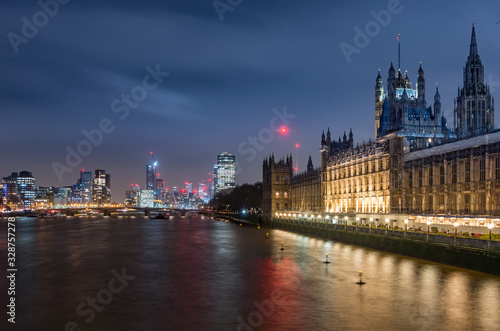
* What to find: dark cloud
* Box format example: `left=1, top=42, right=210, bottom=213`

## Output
left=2, top=0, right=500, bottom=200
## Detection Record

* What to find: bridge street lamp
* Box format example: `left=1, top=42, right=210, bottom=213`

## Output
left=404, top=219, right=408, bottom=239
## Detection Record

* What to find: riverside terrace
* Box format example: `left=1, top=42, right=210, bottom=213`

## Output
left=274, top=212, right=500, bottom=238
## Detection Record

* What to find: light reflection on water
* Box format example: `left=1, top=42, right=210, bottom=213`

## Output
left=0, top=215, right=499, bottom=331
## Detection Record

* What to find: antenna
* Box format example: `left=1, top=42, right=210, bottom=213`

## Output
left=397, top=34, right=401, bottom=70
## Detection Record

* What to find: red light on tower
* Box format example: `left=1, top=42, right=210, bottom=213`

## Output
left=82, top=169, right=85, bottom=172
left=295, top=143, right=300, bottom=148
left=294, top=167, right=298, bottom=171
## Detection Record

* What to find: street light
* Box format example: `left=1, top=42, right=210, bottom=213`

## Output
left=426, top=220, right=431, bottom=233
left=454, top=222, right=459, bottom=237
left=369, top=218, right=373, bottom=234
left=488, top=223, right=494, bottom=240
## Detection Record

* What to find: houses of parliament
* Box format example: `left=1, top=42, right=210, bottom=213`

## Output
left=263, top=24, right=500, bottom=223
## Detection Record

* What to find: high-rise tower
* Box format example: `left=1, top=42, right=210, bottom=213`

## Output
left=214, top=152, right=236, bottom=194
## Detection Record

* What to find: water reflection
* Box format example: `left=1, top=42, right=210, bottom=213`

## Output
left=0, top=216, right=499, bottom=330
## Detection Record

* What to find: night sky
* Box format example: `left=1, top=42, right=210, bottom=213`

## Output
left=2, top=0, right=499, bottom=201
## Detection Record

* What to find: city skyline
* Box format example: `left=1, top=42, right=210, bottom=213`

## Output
left=2, top=0, right=500, bottom=198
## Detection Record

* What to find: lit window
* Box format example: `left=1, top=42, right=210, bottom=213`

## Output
left=275, top=191, right=280, bottom=198
left=284, top=191, right=288, bottom=198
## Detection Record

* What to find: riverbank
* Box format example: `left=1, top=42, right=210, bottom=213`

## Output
left=263, top=219, right=500, bottom=276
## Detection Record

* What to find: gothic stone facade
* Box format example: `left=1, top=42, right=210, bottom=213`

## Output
left=263, top=24, right=500, bottom=219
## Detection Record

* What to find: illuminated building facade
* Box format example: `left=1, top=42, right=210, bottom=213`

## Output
left=125, top=184, right=140, bottom=207
left=155, top=178, right=164, bottom=201
left=54, top=187, right=72, bottom=207
left=72, top=170, right=92, bottom=205
left=263, top=24, right=500, bottom=221
left=92, top=169, right=111, bottom=206
left=262, top=155, right=293, bottom=219
left=290, top=156, right=321, bottom=212
left=139, top=189, right=154, bottom=208
left=2, top=171, right=36, bottom=210
left=214, top=152, right=236, bottom=193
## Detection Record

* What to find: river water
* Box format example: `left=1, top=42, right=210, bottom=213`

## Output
left=1, top=215, right=499, bottom=331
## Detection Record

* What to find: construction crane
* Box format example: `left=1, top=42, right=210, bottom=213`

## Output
left=150, top=152, right=159, bottom=178
left=150, top=152, right=158, bottom=167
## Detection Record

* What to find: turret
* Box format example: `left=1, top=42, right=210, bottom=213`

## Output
left=417, top=62, right=426, bottom=106
left=321, top=130, right=325, bottom=146
left=404, top=70, right=410, bottom=89
left=434, top=85, right=441, bottom=119
left=388, top=60, right=396, bottom=101
left=349, top=128, right=353, bottom=148
left=307, top=156, right=313, bottom=173
left=326, top=128, right=332, bottom=151
left=376, top=69, right=383, bottom=102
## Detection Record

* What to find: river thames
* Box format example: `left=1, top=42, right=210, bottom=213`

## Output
left=1, top=215, right=500, bottom=330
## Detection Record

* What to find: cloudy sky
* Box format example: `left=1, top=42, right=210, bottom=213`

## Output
left=1, top=0, right=500, bottom=200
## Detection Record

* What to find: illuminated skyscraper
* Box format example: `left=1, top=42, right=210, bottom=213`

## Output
left=146, top=164, right=155, bottom=190
left=185, top=182, right=193, bottom=195
left=214, top=152, right=236, bottom=194
left=125, top=184, right=140, bottom=207
left=155, top=178, right=164, bottom=201
left=2, top=171, right=36, bottom=210
left=72, top=170, right=92, bottom=205
left=92, top=169, right=111, bottom=206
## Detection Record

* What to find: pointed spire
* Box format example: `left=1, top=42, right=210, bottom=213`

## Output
left=389, top=60, right=395, bottom=74
left=469, top=22, right=478, bottom=57
left=326, top=127, right=331, bottom=141
left=418, top=61, right=424, bottom=74
left=434, top=85, right=440, bottom=103
left=376, top=69, right=382, bottom=81
left=307, top=156, right=313, bottom=172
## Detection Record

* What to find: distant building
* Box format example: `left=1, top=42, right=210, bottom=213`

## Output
left=214, top=152, right=236, bottom=194
left=146, top=164, right=155, bottom=190
left=125, top=184, right=140, bottom=207
left=92, top=169, right=111, bottom=206
left=54, top=187, right=72, bottom=208
left=138, top=189, right=154, bottom=208
left=35, top=186, right=55, bottom=209
left=72, top=170, right=92, bottom=205
left=2, top=172, right=20, bottom=208
left=2, top=171, right=35, bottom=210
left=185, top=182, right=193, bottom=195
left=155, top=178, right=164, bottom=201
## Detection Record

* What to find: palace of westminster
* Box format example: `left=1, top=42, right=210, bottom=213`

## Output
left=263, top=25, right=500, bottom=225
